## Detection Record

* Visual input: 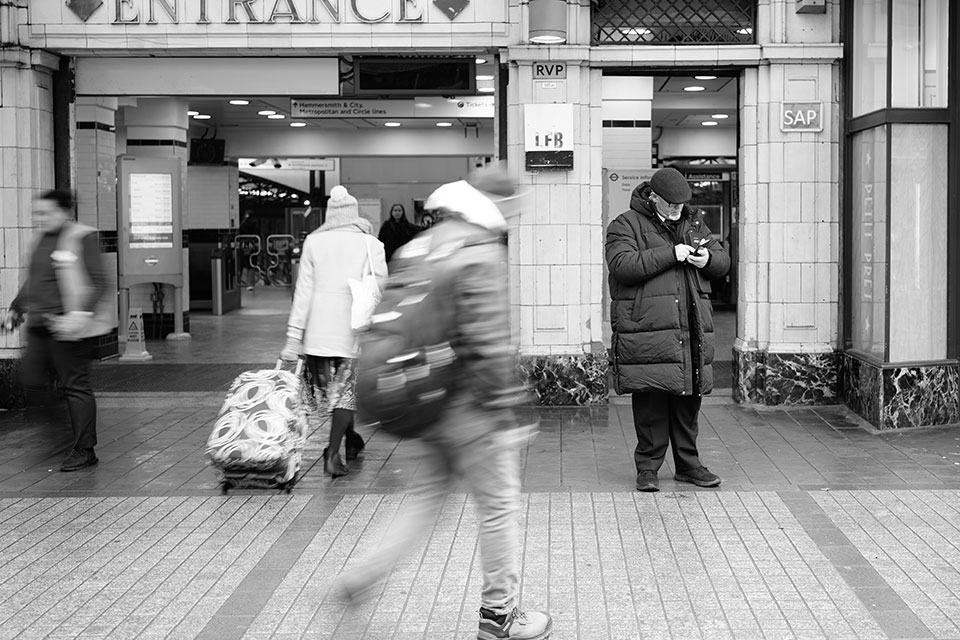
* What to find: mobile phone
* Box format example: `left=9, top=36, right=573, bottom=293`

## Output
left=689, top=236, right=708, bottom=256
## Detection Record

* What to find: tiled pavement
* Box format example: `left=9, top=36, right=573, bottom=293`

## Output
left=3, top=392, right=960, bottom=639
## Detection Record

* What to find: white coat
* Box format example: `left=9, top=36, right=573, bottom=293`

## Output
left=288, top=225, right=387, bottom=358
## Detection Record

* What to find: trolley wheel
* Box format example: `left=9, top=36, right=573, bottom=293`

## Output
left=221, top=480, right=231, bottom=495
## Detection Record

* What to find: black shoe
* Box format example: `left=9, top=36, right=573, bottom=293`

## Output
left=345, top=429, right=365, bottom=461
left=635, top=469, right=659, bottom=492
left=60, top=448, right=98, bottom=472
left=323, top=447, right=349, bottom=478
left=674, top=466, right=721, bottom=487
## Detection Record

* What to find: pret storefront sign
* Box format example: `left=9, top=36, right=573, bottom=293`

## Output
left=524, top=103, right=574, bottom=171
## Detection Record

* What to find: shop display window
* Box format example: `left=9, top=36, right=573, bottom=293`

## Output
left=852, top=0, right=888, bottom=117
left=891, top=0, right=949, bottom=108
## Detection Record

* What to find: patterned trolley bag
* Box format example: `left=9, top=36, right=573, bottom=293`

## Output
left=206, top=359, right=309, bottom=493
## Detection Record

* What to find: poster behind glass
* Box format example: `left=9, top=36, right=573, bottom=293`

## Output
left=128, top=173, right=174, bottom=249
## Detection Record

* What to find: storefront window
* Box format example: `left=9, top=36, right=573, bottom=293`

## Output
left=891, top=0, right=949, bottom=108
left=852, top=0, right=888, bottom=116
left=888, top=124, right=948, bottom=361
left=850, top=127, right=888, bottom=358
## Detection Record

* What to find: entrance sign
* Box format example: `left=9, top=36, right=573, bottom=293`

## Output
left=524, top=103, right=574, bottom=170
left=781, top=102, right=823, bottom=132
left=291, top=96, right=494, bottom=119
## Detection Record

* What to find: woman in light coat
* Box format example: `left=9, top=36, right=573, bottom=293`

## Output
left=282, top=185, right=388, bottom=476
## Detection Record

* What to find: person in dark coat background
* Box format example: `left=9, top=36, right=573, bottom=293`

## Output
left=377, top=203, right=419, bottom=263
left=605, top=167, right=731, bottom=492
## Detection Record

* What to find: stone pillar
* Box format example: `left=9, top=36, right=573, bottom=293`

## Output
left=0, top=46, right=59, bottom=409
left=75, top=97, right=120, bottom=358
left=504, top=46, right=608, bottom=405
left=117, top=98, right=191, bottom=338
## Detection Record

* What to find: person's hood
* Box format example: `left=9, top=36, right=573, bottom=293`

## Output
left=424, top=180, right=508, bottom=233
left=630, top=181, right=693, bottom=222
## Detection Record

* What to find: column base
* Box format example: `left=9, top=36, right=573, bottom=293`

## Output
left=841, top=353, right=960, bottom=430
left=733, top=346, right=840, bottom=405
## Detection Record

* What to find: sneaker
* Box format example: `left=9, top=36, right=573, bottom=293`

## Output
left=635, top=469, right=659, bottom=492
left=478, top=607, right=552, bottom=640
left=674, top=466, right=721, bottom=487
left=60, top=448, right=98, bottom=472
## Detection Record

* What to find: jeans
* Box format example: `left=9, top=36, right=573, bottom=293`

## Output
left=22, top=327, right=98, bottom=451
left=349, top=396, right=521, bottom=613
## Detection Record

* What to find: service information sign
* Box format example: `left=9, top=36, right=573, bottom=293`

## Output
left=524, top=103, right=574, bottom=170
left=291, top=96, right=494, bottom=119
left=128, top=173, right=174, bottom=249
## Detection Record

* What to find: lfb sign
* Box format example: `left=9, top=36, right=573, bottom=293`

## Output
left=781, top=102, right=823, bottom=132
left=524, top=103, right=574, bottom=170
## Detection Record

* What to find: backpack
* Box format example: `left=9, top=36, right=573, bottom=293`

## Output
left=355, top=219, right=497, bottom=438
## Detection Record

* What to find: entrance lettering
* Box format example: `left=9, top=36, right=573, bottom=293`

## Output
left=110, top=0, right=425, bottom=24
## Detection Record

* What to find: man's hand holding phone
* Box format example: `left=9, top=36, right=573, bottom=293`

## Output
left=686, top=238, right=709, bottom=268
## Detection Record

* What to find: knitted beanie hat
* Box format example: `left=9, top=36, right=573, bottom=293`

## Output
left=649, top=167, right=692, bottom=204
left=325, top=185, right=359, bottom=224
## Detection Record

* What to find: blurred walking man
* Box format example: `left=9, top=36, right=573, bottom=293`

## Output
left=337, top=171, right=552, bottom=640
left=4, top=190, right=110, bottom=471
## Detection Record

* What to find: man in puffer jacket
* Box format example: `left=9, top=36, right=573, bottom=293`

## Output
left=605, top=167, right=730, bottom=492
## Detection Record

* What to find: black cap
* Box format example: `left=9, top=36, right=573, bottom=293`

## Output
left=649, top=167, right=691, bottom=204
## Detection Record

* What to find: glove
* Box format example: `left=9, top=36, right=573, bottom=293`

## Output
left=48, top=311, right=92, bottom=341
left=674, top=244, right=695, bottom=262
left=280, top=327, right=303, bottom=361
left=686, top=248, right=710, bottom=268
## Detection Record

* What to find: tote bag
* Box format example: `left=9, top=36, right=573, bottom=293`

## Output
left=347, top=236, right=381, bottom=331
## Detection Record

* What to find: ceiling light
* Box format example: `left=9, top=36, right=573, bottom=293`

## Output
left=476, top=57, right=487, bottom=64
left=187, top=110, right=199, bottom=116
left=436, top=122, right=452, bottom=127
left=193, top=114, right=212, bottom=120
left=620, top=27, right=651, bottom=36
left=290, top=122, right=306, bottom=127
left=694, top=75, right=716, bottom=81
left=684, top=86, right=705, bottom=92
left=267, top=114, right=285, bottom=119
left=528, top=0, right=566, bottom=44
left=229, top=99, right=249, bottom=105
left=701, top=121, right=718, bottom=126
left=736, top=27, right=753, bottom=35
left=478, top=87, right=495, bottom=93
left=384, top=122, right=402, bottom=127
left=712, top=114, right=729, bottom=119
left=258, top=110, right=276, bottom=116
left=476, top=75, right=495, bottom=81
left=415, top=102, right=432, bottom=108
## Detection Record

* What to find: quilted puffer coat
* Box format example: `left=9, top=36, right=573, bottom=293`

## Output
left=605, top=182, right=731, bottom=395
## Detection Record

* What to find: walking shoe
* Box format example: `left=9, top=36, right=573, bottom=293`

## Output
left=478, top=607, right=552, bottom=640
left=674, top=466, right=721, bottom=487
left=345, top=429, right=365, bottom=461
left=60, top=448, right=98, bottom=472
left=635, top=469, right=659, bottom=492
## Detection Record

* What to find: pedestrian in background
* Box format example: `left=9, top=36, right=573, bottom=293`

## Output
left=281, top=185, right=387, bottom=476
left=377, top=202, right=419, bottom=263
left=605, top=167, right=731, bottom=492
left=337, top=169, right=552, bottom=640
left=3, top=190, right=110, bottom=472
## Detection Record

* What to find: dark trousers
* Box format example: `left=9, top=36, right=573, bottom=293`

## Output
left=22, top=328, right=98, bottom=451
left=631, top=391, right=702, bottom=473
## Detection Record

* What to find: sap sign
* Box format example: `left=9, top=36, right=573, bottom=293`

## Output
left=781, top=102, right=823, bottom=132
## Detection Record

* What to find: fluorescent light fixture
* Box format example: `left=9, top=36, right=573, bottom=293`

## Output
left=684, top=86, right=705, bottom=92
left=436, top=122, right=452, bottom=127
left=712, top=114, right=729, bottom=119
left=384, top=122, right=402, bottom=127
left=258, top=110, right=276, bottom=116
left=476, top=57, right=487, bottom=64
left=694, top=75, right=716, bottom=80
left=476, top=75, right=495, bottom=81
left=478, top=87, right=495, bottom=93
left=415, top=102, right=432, bottom=108
left=736, top=27, right=753, bottom=35
left=701, top=121, right=718, bottom=126
left=620, top=27, right=651, bottom=36
left=267, top=114, right=285, bottom=119
left=290, top=122, right=306, bottom=127
left=193, top=114, right=212, bottom=120
left=187, top=110, right=199, bottom=116
left=229, top=99, right=249, bottom=105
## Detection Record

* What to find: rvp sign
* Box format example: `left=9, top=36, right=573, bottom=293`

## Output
left=781, top=102, right=823, bottom=132
left=533, top=63, right=566, bottom=79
